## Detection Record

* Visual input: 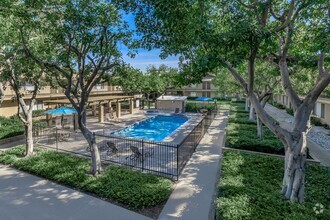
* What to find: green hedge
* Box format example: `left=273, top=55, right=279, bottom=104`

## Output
left=0, top=146, right=173, bottom=208
left=186, top=102, right=216, bottom=113
left=226, top=123, right=284, bottom=154
left=217, top=151, right=330, bottom=220
left=0, top=115, right=47, bottom=140
left=226, top=103, right=284, bottom=155
left=32, top=110, right=46, bottom=118
left=0, top=116, right=24, bottom=140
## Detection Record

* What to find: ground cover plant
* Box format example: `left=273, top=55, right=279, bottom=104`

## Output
left=0, top=116, right=25, bottom=140
left=0, top=116, right=47, bottom=140
left=216, top=151, right=330, bottom=220
left=0, top=146, right=173, bottom=210
left=226, top=103, right=284, bottom=155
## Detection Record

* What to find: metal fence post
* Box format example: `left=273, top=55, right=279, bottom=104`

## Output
left=142, top=140, right=144, bottom=171
left=177, top=144, right=179, bottom=180
left=55, top=127, right=58, bottom=151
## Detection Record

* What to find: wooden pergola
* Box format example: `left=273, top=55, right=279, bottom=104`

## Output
left=44, top=95, right=135, bottom=123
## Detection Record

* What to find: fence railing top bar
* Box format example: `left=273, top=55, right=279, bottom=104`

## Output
left=177, top=110, right=216, bottom=147
left=94, top=133, right=178, bottom=148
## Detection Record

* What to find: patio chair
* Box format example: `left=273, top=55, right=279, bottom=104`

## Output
left=106, top=141, right=118, bottom=155
left=174, top=108, right=180, bottom=113
left=129, top=145, right=154, bottom=162
left=105, top=113, right=114, bottom=121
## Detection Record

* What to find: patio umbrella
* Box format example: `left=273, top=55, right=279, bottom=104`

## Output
left=44, top=107, right=77, bottom=115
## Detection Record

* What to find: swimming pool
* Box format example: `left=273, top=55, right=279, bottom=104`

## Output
left=112, top=115, right=189, bottom=141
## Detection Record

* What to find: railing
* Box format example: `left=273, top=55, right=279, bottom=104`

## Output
left=177, top=109, right=216, bottom=176
left=94, top=134, right=178, bottom=179
left=33, top=110, right=217, bottom=180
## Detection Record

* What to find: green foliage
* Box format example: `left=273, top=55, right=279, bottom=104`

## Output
left=226, top=103, right=284, bottom=154
left=310, top=116, right=328, bottom=128
left=0, top=146, right=173, bottom=208
left=286, top=108, right=294, bottom=116
left=217, top=151, right=330, bottom=220
left=269, top=100, right=286, bottom=110
left=32, top=110, right=45, bottom=118
left=226, top=123, right=284, bottom=154
left=0, top=116, right=24, bottom=140
left=186, top=102, right=216, bottom=113
left=0, top=115, right=47, bottom=140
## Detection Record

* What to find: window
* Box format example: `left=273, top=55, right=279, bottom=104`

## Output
left=190, top=92, right=197, bottom=97
left=321, top=103, right=325, bottom=119
left=24, top=84, right=34, bottom=91
left=95, top=84, right=105, bottom=90
left=315, top=103, right=325, bottom=118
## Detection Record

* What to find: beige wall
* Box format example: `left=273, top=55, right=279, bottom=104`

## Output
left=0, top=100, right=19, bottom=117
left=156, top=100, right=186, bottom=112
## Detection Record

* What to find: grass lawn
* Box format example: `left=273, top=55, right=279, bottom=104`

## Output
left=0, top=146, right=173, bottom=211
left=217, top=151, right=330, bottom=220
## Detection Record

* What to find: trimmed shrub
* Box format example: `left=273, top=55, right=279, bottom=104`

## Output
left=0, top=146, right=173, bottom=208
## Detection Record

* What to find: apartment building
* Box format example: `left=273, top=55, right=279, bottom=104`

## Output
left=166, top=76, right=219, bottom=98
left=0, top=83, right=123, bottom=117
left=273, top=94, right=330, bottom=126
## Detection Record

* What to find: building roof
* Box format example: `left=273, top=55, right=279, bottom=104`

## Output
left=157, top=95, right=187, bottom=101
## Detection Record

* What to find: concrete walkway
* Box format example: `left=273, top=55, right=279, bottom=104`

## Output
left=158, top=110, right=229, bottom=220
left=265, top=104, right=330, bottom=167
left=0, top=165, right=151, bottom=220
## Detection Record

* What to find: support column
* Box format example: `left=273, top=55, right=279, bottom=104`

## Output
left=98, top=104, right=104, bottom=123
left=46, top=114, right=52, bottom=126
left=108, top=101, right=112, bottom=113
left=92, top=105, right=96, bottom=116
left=129, top=99, right=134, bottom=114
left=116, top=100, right=121, bottom=118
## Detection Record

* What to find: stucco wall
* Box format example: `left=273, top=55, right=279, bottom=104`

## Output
left=156, top=100, right=186, bottom=112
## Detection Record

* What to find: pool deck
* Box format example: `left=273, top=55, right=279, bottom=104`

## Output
left=159, top=110, right=229, bottom=220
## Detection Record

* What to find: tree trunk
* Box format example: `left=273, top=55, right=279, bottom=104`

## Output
left=245, top=97, right=249, bottom=111
left=281, top=132, right=307, bottom=202
left=256, top=115, right=263, bottom=138
left=25, top=114, right=34, bottom=156
left=0, top=82, right=5, bottom=107
left=249, top=105, right=255, bottom=120
left=79, top=114, right=102, bottom=175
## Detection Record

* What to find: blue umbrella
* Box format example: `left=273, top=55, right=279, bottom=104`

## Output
left=44, top=107, right=77, bottom=115
left=195, top=97, right=213, bottom=101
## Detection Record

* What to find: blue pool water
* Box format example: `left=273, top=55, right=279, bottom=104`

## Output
left=113, top=115, right=189, bottom=141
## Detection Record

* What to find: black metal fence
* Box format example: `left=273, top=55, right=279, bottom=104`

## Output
left=33, top=110, right=216, bottom=180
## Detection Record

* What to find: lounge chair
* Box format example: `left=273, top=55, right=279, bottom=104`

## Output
left=106, top=141, right=118, bottom=155
left=129, top=145, right=154, bottom=162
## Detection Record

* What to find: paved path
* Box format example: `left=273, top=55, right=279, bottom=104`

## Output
left=0, top=165, right=151, bottom=220
left=265, top=104, right=330, bottom=167
left=158, top=110, right=229, bottom=220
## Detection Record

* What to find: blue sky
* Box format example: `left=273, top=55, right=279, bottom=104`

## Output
left=121, top=13, right=180, bottom=72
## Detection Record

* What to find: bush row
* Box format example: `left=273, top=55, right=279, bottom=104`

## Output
left=0, top=146, right=173, bottom=208
left=226, top=103, right=284, bottom=155
left=217, top=151, right=330, bottom=219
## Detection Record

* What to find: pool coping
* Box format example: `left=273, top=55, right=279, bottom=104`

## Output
left=111, top=111, right=204, bottom=146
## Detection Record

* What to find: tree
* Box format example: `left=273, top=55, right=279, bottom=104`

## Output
left=124, top=0, right=330, bottom=202
left=212, top=68, right=242, bottom=99
left=111, top=65, right=144, bottom=94
left=21, top=0, right=133, bottom=175
left=0, top=12, right=44, bottom=156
